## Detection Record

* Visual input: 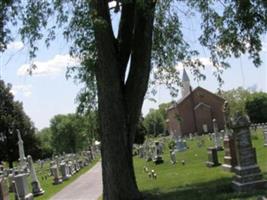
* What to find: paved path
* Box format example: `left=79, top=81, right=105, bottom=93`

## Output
left=50, top=162, right=102, bottom=200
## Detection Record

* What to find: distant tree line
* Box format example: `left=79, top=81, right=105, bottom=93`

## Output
left=219, top=87, right=267, bottom=123
left=37, top=111, right=100, bottom=156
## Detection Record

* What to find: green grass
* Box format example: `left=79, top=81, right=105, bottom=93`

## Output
left=9, top=158, right=99, bottom=200
left=134, top=129, right=267, bottom=200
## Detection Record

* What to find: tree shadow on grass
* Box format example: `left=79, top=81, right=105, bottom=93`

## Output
left=142, top=177, right=267, bottom=200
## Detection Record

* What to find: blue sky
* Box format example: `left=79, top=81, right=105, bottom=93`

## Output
left=1, top=4, right=266, bottom=130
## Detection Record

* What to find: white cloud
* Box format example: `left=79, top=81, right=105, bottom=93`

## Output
left=11, top=84, right=32, bottom=97
left=7, top=41, right=24, bottom=50
left=17, top=54, right=79, bottom=76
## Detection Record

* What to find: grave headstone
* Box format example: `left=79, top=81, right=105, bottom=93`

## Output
left=0, top=175, right=9, bottom=200
left=175, top=137, right=187, bottom=152
left=222, top=134, right=237, bottom=172
left=212, top=119, right=223, bottom=151
left=60, top=162, right=71, bottom=181
left=14, top=173, right=33, bottom=200
left=153, top=141, right=164, bottom=164
left=27, top=155, right=44, bottom=196
left=51, top=166, right=62, bottom=185
left=17, top=130, right=27, bottom=171
left=206, top=147, right=221, bottom=167
left=231, top=114, right=267, bottom=192
left=169, top=150, right=176, bottom=164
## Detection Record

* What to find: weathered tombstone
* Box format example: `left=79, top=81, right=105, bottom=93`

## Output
left=175, top=137, right=187, bottom=152
left=206, top=147, right=221, bottom=167
left=222, top=134, right=237, bottom=172
left=27, top=155, right=44, bottom=196
left=139, top=146, right=145, bottom=158
left=153, top=141, right=164, bottom=164
left=51, top=166, right=63, bottom=185
left=14, top=173, right=33, bottom=200
left=0, top=175, right=9, bottom=200
left=17, top=130, right=28, bottom=171
left=202, top=124, right=208, bottom=134
left=169, top=150, right=176, bottom=164
left=212, top=119, right=223, bottom=151
left=231, top=114, right=267, bottom=192
left=60, top=161, right=71, bottom=181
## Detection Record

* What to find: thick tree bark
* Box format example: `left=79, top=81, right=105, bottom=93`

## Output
left=92, top=0, right=156, bottom=199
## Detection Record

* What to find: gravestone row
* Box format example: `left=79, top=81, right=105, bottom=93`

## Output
left=206, top=114, right=267, bottom=192
left=0, top=130, right=100, bottom=200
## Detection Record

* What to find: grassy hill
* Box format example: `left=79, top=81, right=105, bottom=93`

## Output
left=134, top=129, right=267, bottom=200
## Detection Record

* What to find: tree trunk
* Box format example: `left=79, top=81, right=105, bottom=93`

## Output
left=91, top=0, right=156, bottom=199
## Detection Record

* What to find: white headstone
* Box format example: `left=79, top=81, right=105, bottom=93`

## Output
left=27, top=155, right=44, bottom=196
left=17, top=130, right=27, bottom=170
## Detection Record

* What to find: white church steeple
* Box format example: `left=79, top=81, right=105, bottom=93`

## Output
left=181, top=68, right=191, bottom=97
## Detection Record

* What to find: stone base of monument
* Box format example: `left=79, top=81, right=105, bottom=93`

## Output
left=62, top=174, right=71, bottom=181
left=22, top=193, right=34, bottom=200
left=232, top=179, right=267, bottom=192
left=153, top=156, right=164, bottom=165
left=222, top=156, right=236, bottom=172
left=232, top=165, right=267, bottom=192
left=53, top=177, right=63, bottom=185
left=32, top=182, right=44, bottom=196
left=222, top=163, right=234, bottom=172
left=206, top=147, right=221, bottom=167
left=222, top=135, right=237, bottom=172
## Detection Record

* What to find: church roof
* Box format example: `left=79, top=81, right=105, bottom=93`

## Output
left=167, top=86, right=225, bottom=111
left=182, top=69, right=190, bottom=82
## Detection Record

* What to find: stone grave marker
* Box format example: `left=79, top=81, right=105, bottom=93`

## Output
left=51, top=165, right=63, bottom=185
left=17, top=130, right=28, bottom=172
left=169, top=150, right=176, bottom=164
left=14, top=173, right=33, bottom=200
left=27, top=155, right=44, bottom=196
left=231, top=114, right=267, bottom=192
left=222, top=134, right=237, bottom=172
left=175, top=137, right=187, bottom=152
left=212, top=119, right=223, bottom=150
left=206, top=147, right=220, bottom=167
left=153, top=141, right=164, bottom=164
left=0, top=175, right=9, bottom=200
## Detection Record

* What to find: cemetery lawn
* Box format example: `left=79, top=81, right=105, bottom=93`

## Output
left=9, top=158, right=100, bottom=200
left=134, top=130, right=267, bottom=200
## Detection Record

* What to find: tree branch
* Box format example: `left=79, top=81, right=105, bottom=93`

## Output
left=117, top=0, right=135, bottom=81
left=125, top=0, right=156, bottom=143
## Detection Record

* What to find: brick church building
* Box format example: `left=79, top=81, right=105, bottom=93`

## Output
left=166, top=69, right=225, bottom=138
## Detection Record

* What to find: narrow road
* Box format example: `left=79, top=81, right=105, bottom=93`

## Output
left=50, top=162, right=102, bottom=200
